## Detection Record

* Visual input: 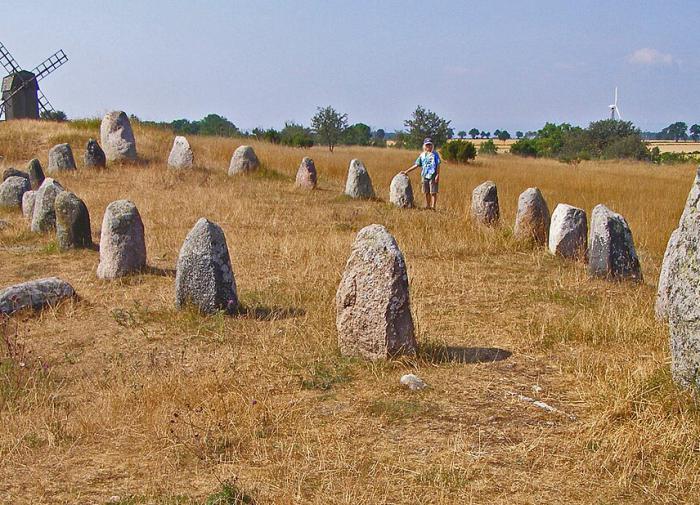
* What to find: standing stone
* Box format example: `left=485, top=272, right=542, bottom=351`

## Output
left=0, top=176, right=30, bottom=209
left=47, top=143, right=77, bottom=172
left=656, top=228, right=680, bottom=321
left=587, top=204, right=642, bottom=281
left=55, top=191, right=93, bottom=250
left=84, top=139, right=106, bottom=168
left=167, top=136, right=194, bottom=170
left=548, top=204, right=588, bottom=259
left=175, top=218, right=238, bottom=314
left=295, top=157, right=317, bottom=189
left=335, top=224, right=416, bottom=360
left=389, top=173, right=414, bottom=208
left=22, top=190, right=36, bottom=218
left=228, top=145, right=259, bottom=175
left=31, top=178, right=64, bottom=233
left=668, top=168, right=700, bottom=389
left=96, top=200, right=147, bottom=279
left=0, top=277, right=75, bottom=316
left=471, top=181, right=499, bottom=225
left=100, top=111, right=137, bottom=162
left=344, top=159, right=375, bottom=199
left=27, top=159, right=45, bottom=190
left=2, top=167, right=29, bottom=182
left=514, top=187, right=550, bottom=245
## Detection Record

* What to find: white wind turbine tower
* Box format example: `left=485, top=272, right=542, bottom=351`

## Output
left=609, top=87, right=623, bottom=120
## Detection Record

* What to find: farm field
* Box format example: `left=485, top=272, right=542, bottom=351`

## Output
left=1, top=119, right=700, bottom=504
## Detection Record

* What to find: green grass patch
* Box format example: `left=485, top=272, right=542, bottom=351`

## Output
left=205, top=480, right=255, bottom=504
left=366, top=398, right=433, bottom=421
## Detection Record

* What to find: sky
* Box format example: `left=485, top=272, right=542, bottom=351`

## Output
left=3, top=0, right=698, bottom=133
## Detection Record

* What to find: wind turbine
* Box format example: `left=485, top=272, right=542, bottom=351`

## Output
left=609, top=87, right=623, bottom=120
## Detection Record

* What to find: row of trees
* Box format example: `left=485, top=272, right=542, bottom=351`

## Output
left=644, top=122, right=700, bottom=142
left=509, top=120, right=650, bottom=162
left=456, top=129, right=525, bottom=141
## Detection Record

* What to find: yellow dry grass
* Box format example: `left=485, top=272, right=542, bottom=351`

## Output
left=0, top=119, right=699, bottom=504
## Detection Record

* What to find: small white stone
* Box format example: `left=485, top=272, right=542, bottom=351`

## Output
left=400, top=373, right=426, bottom=391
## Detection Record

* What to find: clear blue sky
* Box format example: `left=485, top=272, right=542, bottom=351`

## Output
left=4, top=0, right=698, bottom=133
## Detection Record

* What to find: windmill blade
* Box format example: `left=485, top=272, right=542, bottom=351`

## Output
left=37, top=89, right=55, bottom=114
left=0, top=102, right=5, bottom=120
left=614, top=87, right=618, bottom=107
left=616, top=106, right=623, bottom=120
left=0, top=42, right=22, bottom=74
left=32, top=49, right=68, bottom=82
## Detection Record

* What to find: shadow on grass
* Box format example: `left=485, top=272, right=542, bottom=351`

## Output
left=236, top=304, right=306, bottom=321
left=420, top=343, right=512, bottom=364
left=143, top=265, right=177, bottom=277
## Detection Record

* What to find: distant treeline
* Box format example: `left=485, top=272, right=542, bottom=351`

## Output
left=642, top=122, right=700, bottom=142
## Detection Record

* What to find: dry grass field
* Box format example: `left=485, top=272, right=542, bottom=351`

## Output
left=1, top=119, right=699, bottom=504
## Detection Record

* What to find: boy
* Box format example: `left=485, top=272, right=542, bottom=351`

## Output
left=402, top=137, right=440, bottom=210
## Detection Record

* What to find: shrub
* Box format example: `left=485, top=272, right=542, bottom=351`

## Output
left=280, top=122, right=314, bottom=148
left=442, top=140, right=476, bottom=163
left=479, top=139, right=498, bottom=155
left=510, top=139, right=538, bottom=157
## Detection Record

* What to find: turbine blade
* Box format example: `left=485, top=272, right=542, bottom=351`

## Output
left=614, top=87, right=618, bottom=106
left=616, top=107, right=623, bottom=120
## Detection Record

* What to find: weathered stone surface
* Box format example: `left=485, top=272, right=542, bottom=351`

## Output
left=55, top=191, right=93, bottom=251
left=471, top=181, right=499, bottom=225
left=27, top=159, right=45, bottom=190
left=22, top=190, right=36, bottom=218
left=400, top=373, right=427, bottom=391
left=514, top=187, right=550, bottom=245
left=228, top=145, right=259, bottom=175
left=548, top=204, right=587, bottom=259
left=100, top=111, right=137, bottom=162
left=668, top=168, right=700, bottom=389
left=167, top=136, right=194, bottom=170
left=336, top=224, right=416, bottom=360
left=0, top=176, right=30, bottom=209
left=47, top=143, right=77, bottom=172
left=389, top=173, right=414, bottom=208
left=344, top=159, right=375, bottom=199
left=0, top=277, right=75, bottom=316
left=2, top=167, right=29, bottom=182
left=96, top=200, right=147, bottom=279
left=84, top=139, right=106, bottom=168
left=31, top=178, right=64, bottom=233
left=295, top=157, right=317, bottom=189
left=587, top=204, right=642, bottom=281
left=656, top=228, right=680, bottom=321
left=175, top=218, right=238, bottom=314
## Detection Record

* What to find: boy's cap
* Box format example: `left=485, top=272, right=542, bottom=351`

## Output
left=423, top=138, right=433, bottom=145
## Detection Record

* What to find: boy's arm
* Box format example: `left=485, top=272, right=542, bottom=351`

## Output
left=402, top=164, right=419, bottom=175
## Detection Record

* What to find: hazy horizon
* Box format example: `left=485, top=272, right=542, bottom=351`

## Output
left=3, top=0, right=698, bottom=134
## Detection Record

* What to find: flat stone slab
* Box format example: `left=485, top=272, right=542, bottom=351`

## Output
left=0, top=277, right=75, bottom=316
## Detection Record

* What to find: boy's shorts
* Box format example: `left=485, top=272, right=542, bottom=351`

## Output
left=422, top=177, right=438, bottom=194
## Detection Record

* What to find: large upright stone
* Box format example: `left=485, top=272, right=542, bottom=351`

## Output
left=471, top=181, right=499, bottom=225
left=168, top=136, right=194, bottom=170
left=656, top=228, right=680, bottom=321
left=295, top=157, right=317, bottom=189
left=96, top=200, right=147, bottom=279
left=31, top=178, right=64, bottom=233
left=55, top=191, right=93, bottom=251
left=0, top=277, right=75, bottom=316
left=22, top=190, right=36, bottom=218
left=84, top=139, right=106, bottom=168
left=344, top=159, right=375, bottom=199
left=175, top=218, right=238, bottom=314
left=27, top=159, right=45, bottom=190
left=335, top=224, right=416, bottom=360
left=668, top=168, right=700, bottom=389
left=514, top=187, right=550, bottom=245
left=0, top=176, right=30, bottom=209
left=389, top=173, right=414, bottom=208
left=228, top=145, right=259, bottom=175
left=548, top=204, right=587, bottom=259
left=588, top=204, right=642, bottom=281
left=2, top=167, right=29, bottom=182
left=100, top=111, right=137, bottom=162
left=47, top=143, right=77, bottom=172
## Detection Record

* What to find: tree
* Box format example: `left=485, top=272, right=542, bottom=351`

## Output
left=457, top=130, right=466, bottom=139
left=510, top=139, right=538, bottom=157
left=497, top=130, right=511, bottom=142
left=690, top=124, right=700, bottom=142
left=493, top=129, right=501, bottom=139
left=516, top=131, right=524, bottom=139
left=171, top=119, right=200, bottom=135
left=661, top=122, right=688, bottom=142
left=40, top=110, right=67, bottom=121
left=469, top=128, right=480, bottom=139
left=442, top=140, right=476, bottom=163
left=403, top=105, right=453, bottom=148
left=311, top=106, right=347, bottom=152
left=198, top=114, right=240, bottom=137
left=281, top=122, right=313, bottom=148
left=481, top=131, right=491, bottom=139
left=479, top=139, right=498, bottom=155
left=342, top=123, right=372, bottom=146
left=371, top=129, right=386, bottom=147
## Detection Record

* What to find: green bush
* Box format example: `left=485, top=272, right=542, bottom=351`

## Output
left=479, top=139, right=498, bottom=155
left=510, top=139, right=538, bottom=157
left=280, top=122, right=314, bottom=148
left=442, top=140, right=477, bottom=163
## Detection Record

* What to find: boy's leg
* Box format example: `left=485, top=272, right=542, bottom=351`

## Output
left=425, top=192, right=431, bottom=208
left=421, top=178, right=431, bottom=209
left=431, top=193, right=438, bottom=210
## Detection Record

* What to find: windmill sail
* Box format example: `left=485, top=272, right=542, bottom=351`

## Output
left=0, top=42, right=21, bottom=73
left=32, top=50, right=68, bottom=82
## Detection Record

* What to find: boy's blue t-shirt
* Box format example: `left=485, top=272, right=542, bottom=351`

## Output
left=415, top=151, right=440, bottom=179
